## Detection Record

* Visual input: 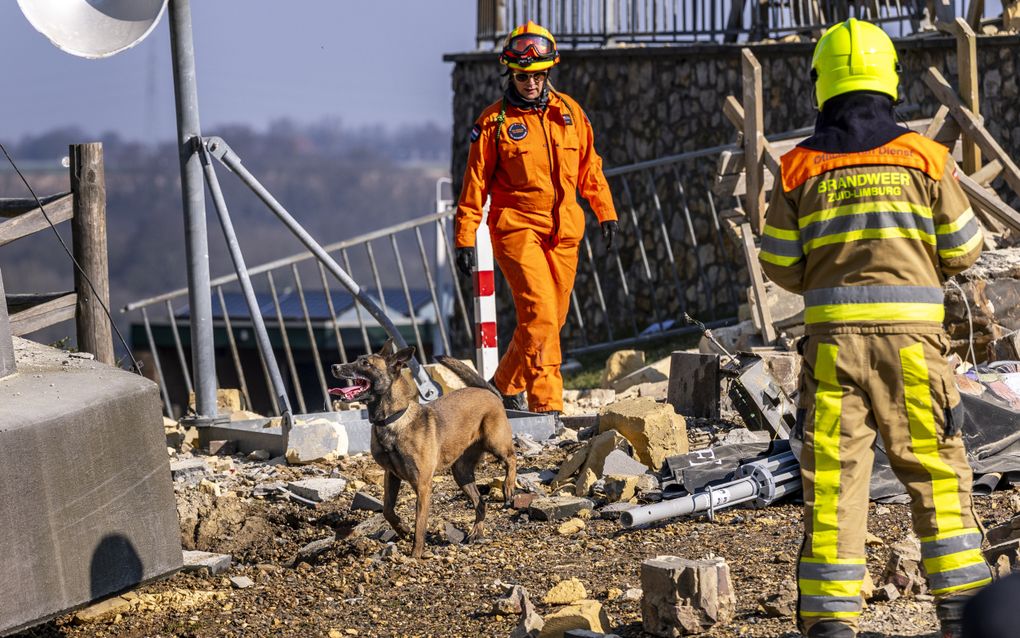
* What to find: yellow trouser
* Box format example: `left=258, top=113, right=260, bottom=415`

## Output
left=797, top=332, right=991, bottom=634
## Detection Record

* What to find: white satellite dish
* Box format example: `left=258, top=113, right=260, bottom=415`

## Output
left=17, top=0, right=169, bottom=59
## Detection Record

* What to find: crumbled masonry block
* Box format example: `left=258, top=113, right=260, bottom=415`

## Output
left=599, top=398, right=688, bottom=470
left=601, top=350, right=645, bottom=387
left=351, top=491, right=384, bottom=512
left=285, top=478, right=347, bottom=503
left=285, top=418, right=349, bottom=465
left=612, top=357, right=671, bottom=393
left=641, top=555, right=736, bottom=636
left=182, top=550, right=232, bottom=575
left=540, top=600, right=610, bottom=638
left=528, top=496, right=595, bottom=522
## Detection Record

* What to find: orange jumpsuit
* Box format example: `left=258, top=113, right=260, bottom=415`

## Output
left=455, top=90, right=617, bottom=412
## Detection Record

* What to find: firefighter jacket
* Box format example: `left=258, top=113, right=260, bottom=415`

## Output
left=455, top=90, right=617, bottom=248
left=759, top=131, right=982, bottom=335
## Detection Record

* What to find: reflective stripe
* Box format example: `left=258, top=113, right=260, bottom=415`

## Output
left=924, top=548, right=986, bottom=575
left=800, top=610, right=862, bottom=619
left=764, top=224, right=800, bottom=240
left=935, top=208, right=976, bottom=234
left=927, top=562, right=993, bottom=595
left=900, top=343, right=964, bottom=535
left=762, top=233, right=803, bottom=257
left=799, top=578, right=863, bottom=598
left=803, top=226, right=936, bottom=253
left=760, top=251, right=802, bottom=267
left=800, top=595, right=863, bottom=614
left=938, top=222, right=983, bottom=259
left=811, top=343, right=842, bottom=561
left=920, top=530, right=983, bottom=560
left=805, top=302, right=945, bottom=324
left=804, top=285, right=944, bottom=306
left=799, top=200, right=933, bottom=227
left=798, top=561, right=867, bottom=582
left=801, top=210, right=935, bottom=244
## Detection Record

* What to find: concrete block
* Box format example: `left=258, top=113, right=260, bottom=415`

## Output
left=0, top=338, right=181, bottom=636
left=285, top=478, right=348, bottom=502
left=170, top=458, right=209, bottom=484
left=601, top=350, right=645, bottom=387
left=641, top=555, right=736, bottom=636
left=351, top=491, right=384, bottom=512
left=285, top=418, right=349, bottom=465
left=602, top=449, right=652, bottom=477
left=667, top=352, right=720, bottom=419
left=182, top=550, right=232, bottom=575
left=528, top=496, right=595, bottom=522
left=599, top=398, right=688, bottom=470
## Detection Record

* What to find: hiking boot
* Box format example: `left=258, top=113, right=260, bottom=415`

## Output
left=936, top=595, right=968, bottom=638
left=805, top=621, right=855, bottom=638
left=487, top=378, right=527, bottom=411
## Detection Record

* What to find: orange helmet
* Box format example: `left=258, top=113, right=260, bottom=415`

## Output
left=499, top=21, right=559, bottom=72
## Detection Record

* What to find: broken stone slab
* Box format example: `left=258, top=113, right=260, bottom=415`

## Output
left=601, top=350, right=645, bottom=388
left=528, top=496, right=595, bottom=522
left=72, top=595, right=133, bottom=624
left=882, top=536, right=927, bottom=596
left=755, top=350, right=801, bottom=401
left=229, top=576, right=254, bottom=589
left=351, top=491, right=384, bottom=512
left=420, top=360, right=473, bottom=394
left=599, top=398, right=688, bottom=471
left=544, top=578, right=588, bottom=605
left=512, top=492, right=540, bottom=511
left=984, top=538, right=1020, bottom=573
left=986, top=514, right=1020, bottom=545
left=578, top=388, right=617, bottom=408
left=611, top=357, right=671, bottom=393
left=516, top=433, right=546, bottom=457
left=603, top=475, right=639, bottom=503
left=870, top=582, right=901, bottom=602
left=285, top=418, right=349, bottom=465
left=574, top=430, right=633, bottom=496
left=541, top=600, right=610, bottom=638
left=182, top=550, right=232, bottom=575
left=295, top=537, right=334, bottom=564
left=285, top=478, right=348, bottom=503
left=602, top=449, right=652, bottom=477
left=170, top=458, right=209, bottom=484
left=757, top=579, right=797, bottom=618
left=553, top=447, right=591, bottom=487
left=640, top=555, right=736, bottom=636
left=445, top=522, right=466, bottom=545
left=506, top=584, right=544, bottom=638
left=698, top=320, right=752, bottom=355
left=557, top=518, right=586, bottom=536
left=720, top=428, right=771, bottom=445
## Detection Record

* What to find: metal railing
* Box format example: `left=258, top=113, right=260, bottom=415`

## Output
left=477, top=0, right=953, bottom=46
left=123, top=178, right=465, bottom=419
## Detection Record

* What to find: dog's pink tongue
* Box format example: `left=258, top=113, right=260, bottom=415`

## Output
left=329, top=385, right=363, bottom=401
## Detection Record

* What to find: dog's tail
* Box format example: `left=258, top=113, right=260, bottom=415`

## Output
left=434, top=355, right=501, bottom=398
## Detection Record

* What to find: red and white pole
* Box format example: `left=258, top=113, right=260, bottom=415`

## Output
left=474, top=207, right=498, bottom=379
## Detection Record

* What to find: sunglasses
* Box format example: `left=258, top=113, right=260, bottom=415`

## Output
left=513, top=71, right=548, bottom=83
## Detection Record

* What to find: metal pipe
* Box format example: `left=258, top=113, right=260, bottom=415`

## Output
left=200, top=147, right=293, bottom=433
left=168, top=0, right=216, bottom=421
left=165, top=299, right=193, bottom=398
left=581, top=233, right=614, bottom=342
left=416, top=226, right=450, bottom=355
left=341, top=248, right=372, bottom=354
left=291, top=264, right=330, bottom=411
left=318, top=261, right=348, bottom=365
left=215, top=285, right=252, bottom=414
left=390, top=233, right=425, bottom=357
left=644, top=171, right=688, bottom=317
left=436, top=218, right=472, bottom=344
left=267, top=271, right=306, bottom=414
left=141, top=306, right=174, bottom=419
left=365, top=241, right=387, bottom=317
left=205, top=136, right=438, bottom=401
left=620, top=176, right=665, bottom=331
left=567, top=317, right=735, bottom=356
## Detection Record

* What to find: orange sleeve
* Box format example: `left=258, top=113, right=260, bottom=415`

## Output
left=455, top=115, right=497, bottom=248
left=575, top=106, right=617, bottom=223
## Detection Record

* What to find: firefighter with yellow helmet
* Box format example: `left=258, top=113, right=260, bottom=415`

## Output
left=454, top=21, right=618, bottom=416
left=759, top=18, right=989, bottom=638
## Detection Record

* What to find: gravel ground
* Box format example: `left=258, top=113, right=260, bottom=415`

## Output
left=13, top=445, right=1019, bottom=638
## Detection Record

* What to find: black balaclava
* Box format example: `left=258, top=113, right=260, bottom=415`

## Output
left=798, top=90, right=911, bottom=154
left=504, top=71, right=552, bottom=110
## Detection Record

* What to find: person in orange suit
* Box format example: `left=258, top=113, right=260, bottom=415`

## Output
left=454, top=21, right=618, bottom=418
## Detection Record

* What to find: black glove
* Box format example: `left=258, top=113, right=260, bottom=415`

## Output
left=601, top=220, right=619, bottom=250
left=455, top=247, right=475, bottom=277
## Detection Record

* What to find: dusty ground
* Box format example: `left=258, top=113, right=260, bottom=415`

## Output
left=14, top=444, right=1019, bottom=638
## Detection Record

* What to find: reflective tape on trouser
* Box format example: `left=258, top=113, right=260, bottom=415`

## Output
left=921, top=530, right=992, bottom=595
left=798, top=560, right=866, bottom=617
left=900, top=344, right=992, bottom=595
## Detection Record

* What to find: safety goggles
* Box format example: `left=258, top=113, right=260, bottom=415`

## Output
left=512, top=71, right=548, bottom=83
left=506, top=33, right=554, bottom=57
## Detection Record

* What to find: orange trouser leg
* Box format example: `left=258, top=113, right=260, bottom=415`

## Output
left=491, top=228, right=578, bottom=412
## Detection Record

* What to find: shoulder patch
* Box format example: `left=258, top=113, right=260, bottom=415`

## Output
left=563, top=113, right=573, bottom=126
left=507, top=122, right=528, bottom=141
left=470, top=124, right=481, bottom=143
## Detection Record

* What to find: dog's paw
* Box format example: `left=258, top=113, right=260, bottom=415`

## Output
left=395, top=524, right=412, bottom=539
left=466, top=525, right=485, bottom=543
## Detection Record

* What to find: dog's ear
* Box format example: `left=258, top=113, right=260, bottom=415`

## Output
left=387, top=346, right=416, bottom=370
left=379, top=338, right=397, bottom=357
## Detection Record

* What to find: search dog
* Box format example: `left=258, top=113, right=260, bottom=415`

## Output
left=331, top=342, right=516, bottom=558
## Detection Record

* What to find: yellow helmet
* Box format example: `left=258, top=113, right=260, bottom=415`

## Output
left=499, top=21, right=559, bottom=72
left=812, top=18, right=899, bottom=110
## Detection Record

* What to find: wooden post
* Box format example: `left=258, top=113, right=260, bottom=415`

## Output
left=954, top=18, right=981, bottom=175
left=70, top=143, right=115, bottom=365
left=739, top=222, right=776, bottom=345
left=741, top=49, right=766, bottom=235
left=0, top=267, right=15, bottom=378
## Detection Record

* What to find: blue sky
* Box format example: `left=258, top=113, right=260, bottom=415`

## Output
left=0, top=2, right=478, bottom=141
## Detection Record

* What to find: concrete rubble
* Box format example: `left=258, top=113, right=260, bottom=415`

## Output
left=640, top=555, right=736, bottom=635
